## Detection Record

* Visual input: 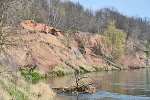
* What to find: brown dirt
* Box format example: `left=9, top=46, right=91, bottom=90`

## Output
left=0, top=20, right=145, bottom=72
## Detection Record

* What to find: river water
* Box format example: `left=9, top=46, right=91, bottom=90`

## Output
left=44, top=68, right=150, bottom=100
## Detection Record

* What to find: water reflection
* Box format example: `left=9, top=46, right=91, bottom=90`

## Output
left=44, top=68, right=150, bottom=99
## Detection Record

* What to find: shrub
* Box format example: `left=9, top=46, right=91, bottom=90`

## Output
left=21, top=71, right=47, bottom=83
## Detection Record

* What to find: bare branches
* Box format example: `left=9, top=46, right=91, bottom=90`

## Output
left=75, top=75, right=97, bottom=88
left=52, top=72, right=97, bottom=94
left=73, top=68, right=97, bottom=93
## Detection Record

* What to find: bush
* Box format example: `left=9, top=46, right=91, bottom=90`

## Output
left=21, top=71, right=47, bottom=83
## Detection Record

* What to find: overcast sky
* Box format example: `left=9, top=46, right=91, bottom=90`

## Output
left=69, top=0, right=150, bottom=18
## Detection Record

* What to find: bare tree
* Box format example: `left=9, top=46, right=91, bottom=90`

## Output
left=0, top=0, right=25, bottom=71
left=46, top=0, right=64, bottom=28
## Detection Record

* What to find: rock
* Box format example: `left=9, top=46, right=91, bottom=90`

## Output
left=20, top=20, right=61, bottom=36
left=70, top=47, right=84, bottom=60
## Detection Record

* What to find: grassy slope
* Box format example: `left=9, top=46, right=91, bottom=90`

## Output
left=0, top=67, right=56, bottom=100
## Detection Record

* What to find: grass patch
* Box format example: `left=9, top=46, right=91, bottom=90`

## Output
left=92, top=64, right=104, bottom=72
left=48, top=63, right=70, bottom=76
left=22, top=72, right=39, bottom=80
left=74, top=68, right=83, bottom=74
left=0, top=71, right=56, bottom=100
left=79, top=65, right=91, bottom=73
left=48, top=70, right=69, bottom=76
left=21, top=71, right=47, bottom=84
left=0, top=75, right=27, bottom=100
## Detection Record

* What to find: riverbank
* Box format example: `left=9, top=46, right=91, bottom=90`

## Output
left=0, top=64, right=149, bottom=100
left=0, top=66, right=56, bottom=100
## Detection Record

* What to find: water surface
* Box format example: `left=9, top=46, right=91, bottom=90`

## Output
left=44, top=68, right=150, bottom=100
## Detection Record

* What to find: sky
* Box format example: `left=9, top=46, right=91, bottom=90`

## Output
left=70, top=0, right=150, bottom=18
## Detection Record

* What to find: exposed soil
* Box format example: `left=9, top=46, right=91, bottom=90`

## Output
left=0, top=20, right=145, bottom=73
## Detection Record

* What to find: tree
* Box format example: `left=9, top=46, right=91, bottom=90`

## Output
left=0, top=0, right=25, bottom=70
left=103, top=21, right=126, bottom=60
left=141, top=39, right=150, bottom=67
left=46, top=0, right=65, bottom=28
left=0, top=0, right=11, bottom=27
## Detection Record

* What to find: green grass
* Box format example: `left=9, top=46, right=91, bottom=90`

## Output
left=0, top=71, right=56, bottom=100
left=0, top=79, right=27, bottom=100
left=92, top=64, right=104, bottom=72
left=21, top=71, right=48, bottom=83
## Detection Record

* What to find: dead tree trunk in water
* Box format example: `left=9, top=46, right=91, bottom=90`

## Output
left=74, top=70, right=96, bottom=92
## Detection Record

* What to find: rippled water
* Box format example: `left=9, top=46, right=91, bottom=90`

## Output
left=57, top=91, right=150, bottom=100
left=44, top=68, right=150, bottom=100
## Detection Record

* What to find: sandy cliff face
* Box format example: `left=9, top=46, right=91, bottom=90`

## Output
left=0, top=20, right=145, bottom=72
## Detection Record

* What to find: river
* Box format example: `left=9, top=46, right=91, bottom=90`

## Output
left=44, top=68, right=150, bottom=100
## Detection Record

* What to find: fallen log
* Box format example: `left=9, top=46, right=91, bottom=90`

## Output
left=52, top=69, right=97, bottom=94
left=52, top=85, right=96, bottom=94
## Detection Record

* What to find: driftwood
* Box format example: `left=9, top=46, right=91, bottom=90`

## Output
left=52, top=68, right=97, bottom=94
left=52, top=76, right=96, bottom=94
left=52, top=72, right=97, bottom=94
left=52, top=85, right=96, bottom=94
